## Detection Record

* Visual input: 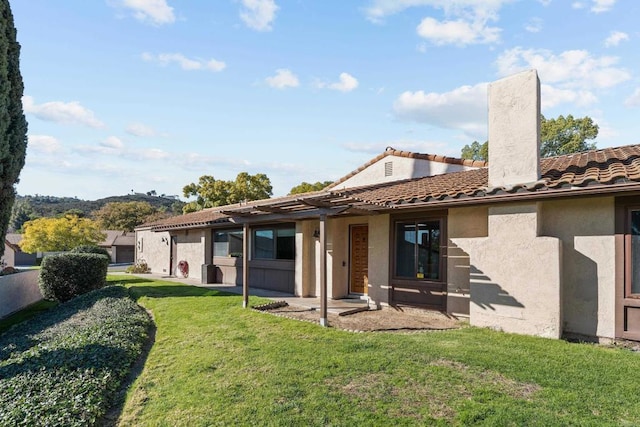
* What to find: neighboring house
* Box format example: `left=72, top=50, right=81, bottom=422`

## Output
left=99, top=230, right=135, bottom=263
left=2, top=234, right=37, bottom=267
left=136, top=70, right=640, bottom=342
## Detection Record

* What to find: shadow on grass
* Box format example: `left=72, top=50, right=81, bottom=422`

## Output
left=127, top=285, right=237, bottom=301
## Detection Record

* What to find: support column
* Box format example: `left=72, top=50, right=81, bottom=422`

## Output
left=243, top=223, right=249, bottom=308
left=319, top=214, right=328, bottom=327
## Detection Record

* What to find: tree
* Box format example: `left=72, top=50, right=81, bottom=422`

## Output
left=540, top=114, right=598, bottom=157
left=19, top=215, right=106, bottom=253
left=460, top=141, right=488, bottom=162
left=460, top=115, right=599, bottom=160
left=92, top=201, right=166, bottom=231
left=288, top=181, right=333, bottom=195
left=182, top=172, right=273, bottom=213
left=8, top=198, right=37, bottom=232
left=0, top=0, right=28, bottom=257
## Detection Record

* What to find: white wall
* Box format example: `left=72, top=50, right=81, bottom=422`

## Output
left=0, top=270, right=42, bottom=319
left=541, top=197, right=616, bottom=339
left=136, top=227, right=170, bottom=274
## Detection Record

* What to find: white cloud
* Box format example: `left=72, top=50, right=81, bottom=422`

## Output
left=496, top=47, right=630, bottom=90
left=317, top=73, right=359, bottom=92
left=417, top=16, right=500, bottom=45
left=591, top=0, right=616, bottom=13
left=540, top=84, right=597, bottom=109
left=240, top=0, right=278, bottom=31
left=265, top=69, right=299, bottom=89
left=114, top=0, right=175, bottom=25
left=28, top=135, right=62, bottom=154
left=524, top=17, right=543, bottom=33
left=142, top=52, right=226, bottom=72
left=625, top=88, right=640, bottom=108
left=572, top=2, right=585, bottom=9
left=393, top=82, right=488, bottom=138
left=22, top=96, right=105, bottom=128
left=604, top=31, right=628, bottom=47
left=126, top=122, right=160, bottom=137
left=100, top=136, right=124, bottom=149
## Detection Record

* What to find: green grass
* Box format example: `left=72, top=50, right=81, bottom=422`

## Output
left=112, top=275, right=640, bottom=426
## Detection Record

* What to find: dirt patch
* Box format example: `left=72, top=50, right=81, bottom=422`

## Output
left=256, top=303, right=463, bottom=332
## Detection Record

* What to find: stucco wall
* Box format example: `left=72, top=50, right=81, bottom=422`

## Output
left=540, top=197, right=616, bottom=339
left=367, top=214, right=391, bottom=308
left=0, top=270, right=42, bottom=319
left=328, top=217, right=370, bottom=299
left=453, top=202, right=563, bottom=338
left=335, top=157, right=474, bottom=190
left=174, top=229, right=208, bottom=280
left=136, top=228, right=170, bottom=274
left=447, top=206, right=488, bottom=318
left=295, top=220, right=317, bottom=297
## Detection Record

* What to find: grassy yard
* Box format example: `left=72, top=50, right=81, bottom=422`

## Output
left=110, top=275, right=640, bottom=426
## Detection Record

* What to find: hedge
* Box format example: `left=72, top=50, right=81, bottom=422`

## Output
left=0, top=286, right=152, bottom=426
left=39, top=253, right=109, bottom=302
left=71, top=244, right=111, bottom=260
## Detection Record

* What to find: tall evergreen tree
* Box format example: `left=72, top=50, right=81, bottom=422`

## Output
left=0, top=0, right=27, bottom=257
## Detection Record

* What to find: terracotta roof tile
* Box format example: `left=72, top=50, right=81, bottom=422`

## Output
left=334, top=144, right=640, bottom=206
left=326, top=147, right=487, bottom=190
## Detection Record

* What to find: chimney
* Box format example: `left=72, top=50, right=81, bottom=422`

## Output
left=488, top=69, right=541, bottom=188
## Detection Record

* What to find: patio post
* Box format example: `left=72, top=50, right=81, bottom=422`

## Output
left=242, top=222, right=249, bottom=308
left=320, top=213, right=328, bottom=327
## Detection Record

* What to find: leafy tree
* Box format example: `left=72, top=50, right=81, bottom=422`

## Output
left=19, top=215, right=106, bottom=253
left=460, top=115, right=599, bottom=161
left=540, top=114, right=598, bottom=157
left=0, top=0, right=28, bottom=257
left=92, top=201, right=166, bottom=231
left=8, top=198, right=37, bottom=232
left=183, top=172, right=273, bottom=213
left=289, top=181, right=333, bottom=195
left=460, top=141, right=488, bottom=162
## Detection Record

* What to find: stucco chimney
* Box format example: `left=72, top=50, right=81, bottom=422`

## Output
left=488, top=69, right=540, bottom=187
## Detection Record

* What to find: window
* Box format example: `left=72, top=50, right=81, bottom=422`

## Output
left=394, top=219, right=442, bottom=280
left=253, top=226, right=295, bottom=260
left=213, top=229, right=243, bottom=257
left=630, top=210, right=640, bottom=295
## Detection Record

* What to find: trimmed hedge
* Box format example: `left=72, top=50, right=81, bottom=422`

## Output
left=0, top=286, right=152, bottom=426
left=71, top=244, right=111, bottom=260
left=39, top=253, right=109, bottom=302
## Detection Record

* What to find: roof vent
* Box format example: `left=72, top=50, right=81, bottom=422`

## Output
left=384, top=161, right=393, bottom=177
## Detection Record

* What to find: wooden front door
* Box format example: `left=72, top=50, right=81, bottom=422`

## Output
left=350, top=225, right=369, bottom=294
left=619, top=207, right=640, bottom=340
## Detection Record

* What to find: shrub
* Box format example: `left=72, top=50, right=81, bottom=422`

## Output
left=71, top=244, right=111, bottom=261
left=0, top=266, right=19, bottom=275
left=0, top=285, right=152, bottom=426
left=39, top=253, right=109, bottom=302
left=126, top=260, right=150, bottom=274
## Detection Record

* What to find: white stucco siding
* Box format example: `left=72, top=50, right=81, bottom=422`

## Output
left=367, top=214, right=391, bottom=308
left=174, top=229, right=208, bottom=280
left=454, top=202, right=563, bottom=339
left=447, top=206, right=488, bottom=318
left=541, top=197, right=616, bottom=340
left=335, top=157, right=473, bottom=190
left=136, top=228, right=170, bottom=274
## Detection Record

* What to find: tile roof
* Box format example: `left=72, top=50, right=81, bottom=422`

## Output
left=325, top=147, right=487, bottom=190
left=143, top=144, right=640, bottom=230
left=333, top=144, right=640, bottom=207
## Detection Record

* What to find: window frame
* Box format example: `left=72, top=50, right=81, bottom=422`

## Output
left=212, top=228, right=244, bottom=258
left=625, top=207, right=640, bottom=299
left=251, top=224, right=296, bottom=261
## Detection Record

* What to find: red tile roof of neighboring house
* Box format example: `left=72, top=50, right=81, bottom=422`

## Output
left=325, top=147, right=487, bottom=190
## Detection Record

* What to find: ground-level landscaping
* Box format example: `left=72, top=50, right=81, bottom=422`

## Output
left=113, top=275, right=640, bottom=426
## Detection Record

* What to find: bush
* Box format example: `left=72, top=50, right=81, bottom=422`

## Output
left=126, top=260, right=150, bottom=274
left=39, top=253, right=110, bottom=302
left=0, top=285, right=152, bottom=426
left=71, top=244, right=111, bottom=261
left=0, top=266, right=18, bottom=276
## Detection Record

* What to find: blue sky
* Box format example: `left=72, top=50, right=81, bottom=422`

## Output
left=11, top=0, right=640, bottom=200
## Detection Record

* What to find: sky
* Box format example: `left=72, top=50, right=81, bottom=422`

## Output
left=10, top=0, right=640, bottom=200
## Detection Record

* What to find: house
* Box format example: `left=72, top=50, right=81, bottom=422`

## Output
left=2, top=234, right=37, bottom=267
left=99, top=230, right=135, bottom=263
left=136, top=70, right=640, bottom=342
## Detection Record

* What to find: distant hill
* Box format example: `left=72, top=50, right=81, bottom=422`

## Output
left=16, top=194, right=185, bottom=218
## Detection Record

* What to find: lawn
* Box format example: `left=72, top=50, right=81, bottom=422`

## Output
left=113, top=275, right=640, bottom=426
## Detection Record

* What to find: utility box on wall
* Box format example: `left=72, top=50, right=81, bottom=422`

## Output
left=201, top=264, right=216, bottom=284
